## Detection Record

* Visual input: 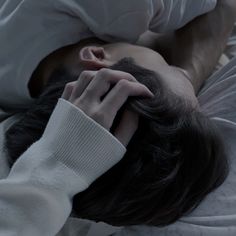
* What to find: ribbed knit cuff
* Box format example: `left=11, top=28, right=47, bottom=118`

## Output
left=40, top=99, right=127, bottom=185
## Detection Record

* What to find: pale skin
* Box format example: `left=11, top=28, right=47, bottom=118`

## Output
left=30, top=0, right=236, bottom=148
left=31, top=40, right=197, bottom=148
left=61, top=69, right=154, bottom=147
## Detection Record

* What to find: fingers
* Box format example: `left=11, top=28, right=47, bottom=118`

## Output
left=100, top=79, right=154, bottom=117
left=81, top=69, right=137, bottom=102
left=62, top=68, right=152, bottom=105
left=61, top=82, right=76, bottom=100
left=69, top=71, right=96, bottom=102
left=61, top=68, right=154, bottom=138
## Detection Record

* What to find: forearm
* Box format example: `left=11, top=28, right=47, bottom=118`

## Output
left=0, top=99, right=126, bottom=236
left=171, top=0, right=236, bottom=93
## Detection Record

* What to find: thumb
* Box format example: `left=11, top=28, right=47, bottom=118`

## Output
left=113, top=109, right=139, bottom=147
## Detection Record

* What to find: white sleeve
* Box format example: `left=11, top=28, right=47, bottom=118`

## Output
left=0, top=99, right=126, bottom=236
left=149, top=0, right=217, bottom=32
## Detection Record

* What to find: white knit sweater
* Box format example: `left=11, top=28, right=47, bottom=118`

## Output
left=0, top=98, right=126, bottom=236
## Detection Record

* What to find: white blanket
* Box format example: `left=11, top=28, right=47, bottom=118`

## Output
left=0, top=0, right=216, bottom=109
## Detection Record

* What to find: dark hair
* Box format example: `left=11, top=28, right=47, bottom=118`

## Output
left=5, top=58, right=228, bottom=227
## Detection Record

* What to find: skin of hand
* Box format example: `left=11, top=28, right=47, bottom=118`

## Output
left=61, top=68, right=154, bottom=147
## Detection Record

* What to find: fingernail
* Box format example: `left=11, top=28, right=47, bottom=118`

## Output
left=148, top=92, right=155, bottom=98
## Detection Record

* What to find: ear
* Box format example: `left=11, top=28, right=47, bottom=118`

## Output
left=79, top=46, right=112, bottom=69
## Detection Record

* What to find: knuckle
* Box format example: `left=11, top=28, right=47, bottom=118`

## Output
left=80, top=71, right=93, bottom=80
left=65, top=82, right=75, bottom=90
left=97, top=68, right=113, bottom=78
left=124, top=73, right=137, bottom=82
left=117, top=79, right=132, bottom=92
left=117, top=79, right=130, bottom=88
left=99, top=68, right=110, bottom=74
left=96, top=68, right=112, bottom=84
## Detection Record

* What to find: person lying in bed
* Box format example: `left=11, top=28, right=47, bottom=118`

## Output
left=0, top=0, right=235, bottom=235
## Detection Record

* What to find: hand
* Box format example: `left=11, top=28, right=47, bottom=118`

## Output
left=61, top=68, right=154, bottom=147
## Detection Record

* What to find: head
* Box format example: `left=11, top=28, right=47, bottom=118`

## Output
left=29, top=38, right=198, bottom=108
left=5, top=39, right=228, bottom=226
